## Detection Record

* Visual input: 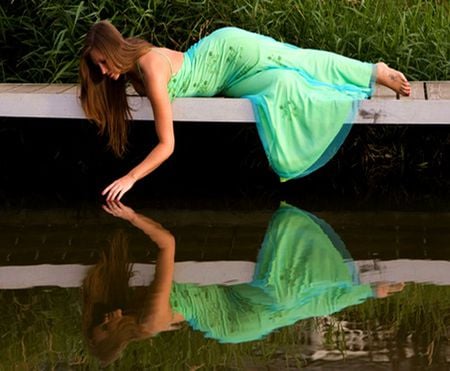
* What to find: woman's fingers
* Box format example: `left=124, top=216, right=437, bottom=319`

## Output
left=107, top=186, right=127, bottom=201
left=107, top=186, right=119, bottom=201
left=102, top=204, right=112, bottom=214
left=102, top=200, right=136, bottom=222
left=103, top=201, right=122, bottom=216
left=102, top=202, right=117, bottom=215
left=102, top=175, right=135, bottom=201
left=116, top=190, right=124, bottom=201
left=101, top=181, right=115, bottom=196
left=105, top=182, right=123, bottom=201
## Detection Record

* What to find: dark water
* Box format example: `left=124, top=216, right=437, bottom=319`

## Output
left=1, top=118, right=449, bottom=211
left=1, top=117, right=449, bottom=369
left=0, top=201, right=449, bottom=370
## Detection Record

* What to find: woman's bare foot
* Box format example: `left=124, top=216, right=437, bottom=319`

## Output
left=376, top=62, right=411, bottom=96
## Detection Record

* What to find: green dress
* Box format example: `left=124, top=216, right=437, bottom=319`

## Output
left=168, top=27, right=375, bottom=181
left=170, top=204, right=374, bottom=343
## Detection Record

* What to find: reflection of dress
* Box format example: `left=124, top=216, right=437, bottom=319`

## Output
left=170, top=204, right=374, bottom=343
left=168, top=27, right=375, bottom=180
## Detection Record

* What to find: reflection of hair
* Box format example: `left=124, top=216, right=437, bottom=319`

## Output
left=82, top=229, right=144, bottom=366
left=79, top=20, right=152, bottom=157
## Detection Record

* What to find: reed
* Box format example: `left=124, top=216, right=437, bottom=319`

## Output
left=0, top=0, right=448, bottom=83
left=0, top=282, right=449, bottom=369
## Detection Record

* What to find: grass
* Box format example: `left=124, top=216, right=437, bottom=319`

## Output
left=0, top=282, right=449, bottom=369
left=0, top=0, right=448, bottom=83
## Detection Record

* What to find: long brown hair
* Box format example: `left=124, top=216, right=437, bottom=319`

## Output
left=82, top=230, right=146, bottom=366
left=79, top=20, right=152, bottom=157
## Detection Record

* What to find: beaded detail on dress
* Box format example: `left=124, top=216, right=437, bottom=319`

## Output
left=166, top=27, right=375, bottom=180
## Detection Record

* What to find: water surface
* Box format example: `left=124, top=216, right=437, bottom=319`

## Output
left=0, top=202, right=449, bottom=370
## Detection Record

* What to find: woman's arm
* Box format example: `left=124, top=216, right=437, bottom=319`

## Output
left=139, top=234, right=176, bottom=334
left=128, top=51, right=175, bottom=180
left=103, top=201, right=177, bottom=333
left=102, top=52, right=175, bottom=201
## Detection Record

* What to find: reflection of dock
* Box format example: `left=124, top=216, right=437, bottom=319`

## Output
left=304, top=316, right=450, bottom=368
left=1, top=209, right=450, bottom=264
left=0, top=82, right=450, bottom=124
left=0, top=259, right=450, bottom=289
left=357, top=259, right=450, bottom=286
left=1, top=209, right=449, bottom=288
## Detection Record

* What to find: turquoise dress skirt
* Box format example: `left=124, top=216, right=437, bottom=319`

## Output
left=170, top=204, right=374, bottom=343
left=168, top=27, right=376, bottom=181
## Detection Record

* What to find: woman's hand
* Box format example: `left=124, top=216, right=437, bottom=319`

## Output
left=102, top=174, right=136, bottom=201
left=102, top=200, right=136, bottom=221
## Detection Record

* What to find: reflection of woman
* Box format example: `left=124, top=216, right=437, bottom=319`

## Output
left=83, top=202, right=402, bottom=365
left=80, top=21, right=411, bottom=200
left=82, top=204, right=182, bottom=366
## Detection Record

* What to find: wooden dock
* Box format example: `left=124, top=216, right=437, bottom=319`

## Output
left=0, top=82, right=449, bottom=124
left=1, top=259, right=449, bottom=289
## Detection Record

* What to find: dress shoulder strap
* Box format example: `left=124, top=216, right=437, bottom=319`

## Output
left=135, top=48, right=175, bottom=81
left=151, top=49, right=175, bottom=77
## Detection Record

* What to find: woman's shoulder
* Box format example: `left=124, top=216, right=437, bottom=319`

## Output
left=137, top=48, right=173, bottom=82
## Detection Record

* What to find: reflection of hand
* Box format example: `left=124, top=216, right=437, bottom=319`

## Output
left=375, top=282, right=405, bottom=298
left=102, top=201, right=136, bottom=222
left=101, top=174, right=136, bottom=201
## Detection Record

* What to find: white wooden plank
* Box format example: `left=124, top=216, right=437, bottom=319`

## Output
left=0, top=83, right=77, bottom=94
left=355, top=100, right=450, bottom=124
left=1, top=259, right=449, bottom=289
left=0, top=261, right=255, bottom=288
left=399, top=81, right=425, bottom=100
left=0, top=94, right=257, bottom=122
left=427, top=81, right=450, bottom=100
left=358, top=259, right=450, bottom=286
left=126, top=85, right=138, bottom=95
left=1, top=83, right=449, bottom=124
left=0, top=93, right=82, bottom=118
left=130, top=96, right=256, bottom=122
left=372, top=84, right=397, bottom=99
left=0, top=84, right=23, bottom=93
left=0, top=84, right=22, bottom=93
left=63, top=85, right=78, bottom=95
left=35, top=84, right=77, bottom=94
left=4, top=84, right=50, bottom=93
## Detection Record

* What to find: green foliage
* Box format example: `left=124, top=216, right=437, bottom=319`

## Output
left=0, top=283, right=449, bottom=369
left=0, top=0, right=449, bottom=83
left=341, top=283, right=450, bottom=361
left=0, top=289, right=85, bottom=369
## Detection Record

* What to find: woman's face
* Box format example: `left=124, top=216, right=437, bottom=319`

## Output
left=92, top=308, right=127, bottom=342
left=90, top=49, right=121, bottom=80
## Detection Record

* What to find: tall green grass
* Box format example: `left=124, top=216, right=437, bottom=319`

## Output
left=0, top=283, right=449, bottom=369
left=0, top=0, right=448, bottom=83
